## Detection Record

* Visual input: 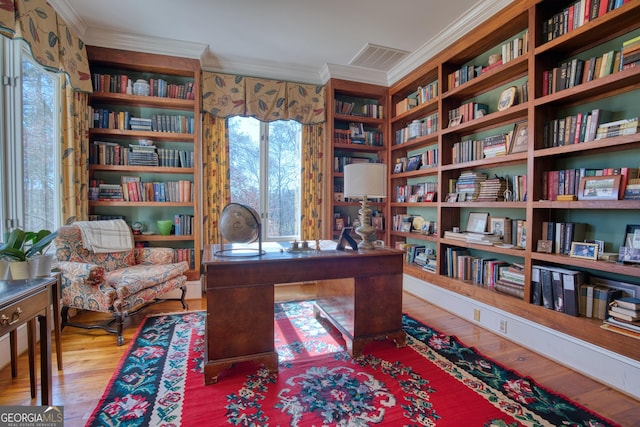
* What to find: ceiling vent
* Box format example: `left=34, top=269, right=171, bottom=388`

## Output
left=349, top=43, right=409, bottom=71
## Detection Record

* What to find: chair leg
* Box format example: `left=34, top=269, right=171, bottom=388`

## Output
left=61, top=306, right=70, bottom=329
left=116, top=312, right=126, bottom=346
left=180, top=285, right=188, bottom=310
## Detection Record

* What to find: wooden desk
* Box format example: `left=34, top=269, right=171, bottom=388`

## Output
left=0, top=277, right=56, bottom=404
left=202, top=242, right=406, bottom=384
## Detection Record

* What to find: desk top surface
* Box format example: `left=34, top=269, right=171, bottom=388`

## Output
left=203, top=241, right=402, bottom=265
left=0, top=277, right=56, bottom=307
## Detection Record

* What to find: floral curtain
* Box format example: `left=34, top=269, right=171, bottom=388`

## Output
left=201, top=70, right=326, bottom=242
left=300, top=124, right=324, bottom=241
left=60, top=82, right=90, bottom=224
left=202, top=113, right=230, bottom=245
left=1, top=0, right=92, bottom=92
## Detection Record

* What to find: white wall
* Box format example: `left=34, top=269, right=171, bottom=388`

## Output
left=404, top=274, right=640, bottom=399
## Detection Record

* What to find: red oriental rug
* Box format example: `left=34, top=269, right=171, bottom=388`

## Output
left=86, top=301, right=619, bottom=426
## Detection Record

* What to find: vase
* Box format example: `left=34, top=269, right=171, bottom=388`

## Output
left=36, top=254, right=54, bottom=277
left=0, top=260, right=10, bottom=280
left=9, top=261, right=30, bottom=280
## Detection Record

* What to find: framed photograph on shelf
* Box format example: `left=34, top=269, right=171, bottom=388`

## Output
left=577, top=175, right=621, bottom=200
left=424, top=191, right=436, bottom=202
left=445, top=192, right=458, bottom=202
left=405, top=155, right=421, bottom=171
left=489, top=217, right=506, bottom=237
left=497, top=86, right=516, bottom=111
left=372, top=216, right=384, bottom=230
left=623, top=224, right=640, bottom=248
left=509, top=120, right=528, bottom=153
left=336, top=227, right=358, bottom=251
left=466, top=212, right=489, bottom=233
left=569, top=242, right=599, bottom=260
left=393, top=162, right=404, bottom=174
left=335, top=217, right=344, bottom=231
left=448, top=115, right=462, bottom=128
left=537, top=239, right=553, bottom=253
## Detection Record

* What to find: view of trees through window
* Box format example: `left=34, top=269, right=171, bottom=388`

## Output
left=228, top=116, right=301, bottom=241
left=22, top=56, right=58, bottom=233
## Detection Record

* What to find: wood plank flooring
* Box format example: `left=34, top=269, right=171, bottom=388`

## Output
left=0, top=285, right=638, bottom=426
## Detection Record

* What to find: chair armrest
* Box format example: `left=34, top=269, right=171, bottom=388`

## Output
left=135, top=247, right=175, bottom=265
left=56, top=261, right=106, bottom=286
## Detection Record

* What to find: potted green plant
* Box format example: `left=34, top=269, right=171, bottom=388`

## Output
left=25, top=229, right=58, bottom=277
left=0, top=229, right=30, bottom=279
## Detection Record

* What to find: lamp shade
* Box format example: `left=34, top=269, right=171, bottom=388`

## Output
left=343, top=163, right=387, bottom=198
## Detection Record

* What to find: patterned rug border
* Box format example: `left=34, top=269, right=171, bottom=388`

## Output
left=401, top=313, right=619, bottom=426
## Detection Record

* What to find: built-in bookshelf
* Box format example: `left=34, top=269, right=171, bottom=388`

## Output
left=387, top=0, right=640, bottom=362
left=87, top=46, right=201, bottom=280
left=324, top=79, right=388, bottom=241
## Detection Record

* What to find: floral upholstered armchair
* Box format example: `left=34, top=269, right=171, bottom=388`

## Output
left=54, top=221, right=189, bottom=345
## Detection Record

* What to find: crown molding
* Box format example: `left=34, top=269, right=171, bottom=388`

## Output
left=387, top=0, right=514, bottom=85
left=321, top=63, right=389, bottom=86
left=82, top=28, right=207, bottom=59
left=49, top=0, right=87, bottom=36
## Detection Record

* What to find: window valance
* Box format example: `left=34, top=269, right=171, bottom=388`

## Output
left=0, top=0, right=92, bottom=92
left=202, top=71, right=325, bottom=125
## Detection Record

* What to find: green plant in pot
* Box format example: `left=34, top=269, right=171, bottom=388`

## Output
left=0, top=229, right=29, bottom=279
left=25, top=229, right=58, bottom=277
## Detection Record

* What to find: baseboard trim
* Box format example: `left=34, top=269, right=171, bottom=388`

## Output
left=403, top=274, right=640, bottom=399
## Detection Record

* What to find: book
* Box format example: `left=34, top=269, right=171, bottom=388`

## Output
left=609, top=309, right=640, bottom=326
left=609, top=305, right=640, bottom=319
left=611, top=297, right=640, bottom=310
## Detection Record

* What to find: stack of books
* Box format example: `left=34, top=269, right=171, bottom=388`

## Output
left=605, top=297, right=640, bottom=335
left=456, top=171, right=487, bottom=202
left=476, top=176, right=507, bottom=201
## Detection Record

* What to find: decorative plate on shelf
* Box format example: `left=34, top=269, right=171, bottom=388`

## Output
left=412, top=216, right=425, bottom=231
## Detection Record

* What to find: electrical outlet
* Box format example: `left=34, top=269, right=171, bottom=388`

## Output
left=473, top=309, right=481, bottom=322
left=499, top=319, right=508, bottom=334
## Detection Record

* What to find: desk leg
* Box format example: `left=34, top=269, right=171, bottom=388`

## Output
left=9, top=330, right=17, bottom=378
left=27, top=319, right=37, bottom=399
left=38, top=312, right=52, bottom=406
left=52, top=276, right=63, bottom=370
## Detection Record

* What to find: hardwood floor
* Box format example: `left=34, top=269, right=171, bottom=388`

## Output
left=1, top=285, right=638, bottom=427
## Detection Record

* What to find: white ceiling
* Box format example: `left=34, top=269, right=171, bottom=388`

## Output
left=50, top=0, right=512, bottom=86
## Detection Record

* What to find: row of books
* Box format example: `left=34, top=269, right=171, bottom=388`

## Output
left=394, top=112, right=438, bottom=145
left=394, top=151, right=437, bottom=174
left=532, top=265, right=584, bottom=316
left=89, top=180, right=193, bottom=203
left=542, top=51, right=621, bottom=96
left=172, top=214, right=194, bottom=236
left=542, top=109, right=618, bottom=147
left=448, top=102, right=489, bottom=126
left=451, top=132, right=511, bottom=164
left=88, top=214, right=125, bottom=221
left=395, top=182, right=438, bottom=203
left=90, top=142, right=193, bottom=168
left=332, top=128, right=383, bottom=146
left=541, top=221, right=587, bottom=255
left=91, top=73, right=196, bottom=100
left=444, top=248, right=525, bottom=297
left=332, top=156, right=372, bottom=173
left=333, top=100, right=383, bottom=119
left=416, top=81, right=439, bottom=104
left=542, top=166, right=638, bottom=201
left=447, top=30, right=529, bottom=90
left=541, top=0, right=629, bottom=43
left=174, top=248, right=196, bottom=270
left=90, top=108, right=195, bottom=134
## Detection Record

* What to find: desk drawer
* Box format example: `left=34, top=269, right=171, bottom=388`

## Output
left=0, top=289, right=48, bottom=335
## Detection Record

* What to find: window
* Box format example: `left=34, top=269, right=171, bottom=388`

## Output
left=1, top=38, right=60, bottom=239
left=228, top=116, right=301, bottom=241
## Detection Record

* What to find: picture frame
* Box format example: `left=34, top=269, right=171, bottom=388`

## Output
left=489, top=217, right=506, bottom=237
left=336, top=227, right=358, bottom=251
left=405, top=155, right=421, bottom=171
left=335, top=217, right=344, bottom=231
left=393, top=162, right=404, bottom=174
left=424, top=191, right=436, bottom=202
left=445, top=192, right=458, bottom=203
left=372, top=216, right=384, bottom=231
left=569, top=242, right=599, bottom=260
left=577, top=175, right=622, bottom=201
left=466, top=212, right=489, bottom=233
left=497, top=86, right=517, bottom=111
left=537, top=239, right=553, bottom=253
left=509, top=120, right=528, bottom=153
left=448, top=115, right=463, bottom=128
left=622, top=224, right=640, bottom=248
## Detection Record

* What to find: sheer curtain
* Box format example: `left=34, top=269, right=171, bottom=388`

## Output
left=201, top=71, right=325, bottom=243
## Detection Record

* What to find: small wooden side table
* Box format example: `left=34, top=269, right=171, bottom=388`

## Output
left=1, top=277, right=60, bottom=404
